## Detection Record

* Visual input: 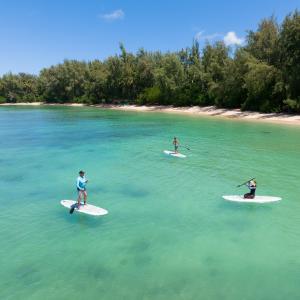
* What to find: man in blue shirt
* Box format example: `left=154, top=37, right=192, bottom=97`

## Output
left=76, top=170, right=88, bottom=208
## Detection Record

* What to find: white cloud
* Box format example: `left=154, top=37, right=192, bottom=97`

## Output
left=223, top=31, right=244, bottom=46
left=100, top=9, right=124, bottom=21
left=194, top=31, right=204, bottom=40
left=195, top=31, right=221, bottom=42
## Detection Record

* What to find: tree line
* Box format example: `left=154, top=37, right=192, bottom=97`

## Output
left=0, top=10, right=299, bottom=113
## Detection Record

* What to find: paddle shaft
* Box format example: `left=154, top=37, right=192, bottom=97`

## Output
left=179, top=145, right=190, bottom=150
left=237, top=178, right=255, bottom=188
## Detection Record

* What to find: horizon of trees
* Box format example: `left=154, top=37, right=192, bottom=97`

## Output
left=0, top=10, right=300, bottom=113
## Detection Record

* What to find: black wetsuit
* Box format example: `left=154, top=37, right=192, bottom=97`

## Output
left=250, top=187, right=256, bottom=196
left=244, top=182, right=256, bottom=198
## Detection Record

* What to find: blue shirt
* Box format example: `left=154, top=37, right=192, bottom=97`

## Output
left=76, top=176, right=87, bottom=191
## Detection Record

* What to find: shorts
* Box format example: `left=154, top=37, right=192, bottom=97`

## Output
left=77, top=188, right=87, bottom=197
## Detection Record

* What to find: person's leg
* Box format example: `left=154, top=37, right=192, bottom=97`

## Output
left=83, top=191, right=87, bottom=205
left=77, top=191, right=83, bottom=208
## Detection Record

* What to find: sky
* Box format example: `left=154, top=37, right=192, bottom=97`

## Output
left=0, top=0, right=298, bottom=75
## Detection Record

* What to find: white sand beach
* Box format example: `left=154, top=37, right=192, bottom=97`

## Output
left=95, top=104, right=300, bottom=126
left=2, top=103, right=300, bottom=126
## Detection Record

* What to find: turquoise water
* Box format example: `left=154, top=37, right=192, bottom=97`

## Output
left=1, top=106, right=300, bottom=300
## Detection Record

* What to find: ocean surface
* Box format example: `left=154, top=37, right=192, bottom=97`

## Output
left=0, top=106, right=300, bottom=300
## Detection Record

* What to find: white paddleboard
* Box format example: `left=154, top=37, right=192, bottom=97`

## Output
left=61, top=200, right=108, bottom=216
left=164, top=150, right=186, bottom=158
left=222, top=195, right=282, bottom=203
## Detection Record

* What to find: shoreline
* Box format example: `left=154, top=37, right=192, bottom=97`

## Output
left=1, top=102, right=300, bottom=126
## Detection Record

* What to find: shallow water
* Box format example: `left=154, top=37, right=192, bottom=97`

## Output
left=0, top=106, right=300, bottom=300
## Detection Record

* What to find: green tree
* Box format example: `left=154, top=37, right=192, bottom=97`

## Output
left=0, top=73, right=39, bottom=102
left=202, top=42, right=230, bottom=106
left=243, top=58, right=284, bottom=112
left=39, top=60, right=88, bottom=102
left=154, top=53, right=185, bottom=105
left=84, top=60, right=108, bottom=104
left=246, top=16, right=280, bottom=66
left=135, top=49, right=156, bottom=97
left=280, top=11, right=300, bottom=101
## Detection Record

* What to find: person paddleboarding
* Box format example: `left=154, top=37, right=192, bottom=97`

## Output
left=76, top=170, right=88, bottom=209
left=173, top=137, right=179, bottom=153
left=244, top=179, right=257, bottom=199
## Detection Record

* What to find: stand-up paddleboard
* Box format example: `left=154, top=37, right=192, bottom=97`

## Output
left=164, top=150, right=186, bottom=158
left=222, top=195, right=281, bottom=203
left=61, top=200, right=108, bottom=216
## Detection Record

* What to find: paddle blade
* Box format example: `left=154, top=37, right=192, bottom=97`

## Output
left=69, top=204, right=76, bottom=214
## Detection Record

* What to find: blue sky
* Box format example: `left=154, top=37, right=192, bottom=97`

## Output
left=0, top=0, right=298, bottom=75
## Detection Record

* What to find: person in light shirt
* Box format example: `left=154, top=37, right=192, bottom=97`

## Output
left=76, top=170, right=88, bottom=208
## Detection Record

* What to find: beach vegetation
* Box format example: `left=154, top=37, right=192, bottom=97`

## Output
left=0, top=10, right=299, bottom=113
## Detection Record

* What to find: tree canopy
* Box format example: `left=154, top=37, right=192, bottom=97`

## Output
left=1, top=10, right=299, bottom=113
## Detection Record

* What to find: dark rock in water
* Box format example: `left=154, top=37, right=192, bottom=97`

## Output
left=4, top=174, right=25, bottom=183
left=118, top=185, right=150, bottom=198
left=86, top=264, right=113, bottom=280
left=15, top=265, right=41, bottom=285
left=130, top=239, right=150, bottom=252
left=133, top=254, right=152, bottom=266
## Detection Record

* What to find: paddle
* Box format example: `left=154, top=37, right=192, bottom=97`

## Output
left=69, top=203, right=78, bottom=214
left=70, top=202, right=86, bottom=214
left=237, top=178, right=255, bottom=188
left=179, top=145, right=191, bottom=151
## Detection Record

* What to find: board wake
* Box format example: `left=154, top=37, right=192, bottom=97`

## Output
left=61, top=200, right=108, bottom=216
left=222, top=195, right=282, bottom=203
